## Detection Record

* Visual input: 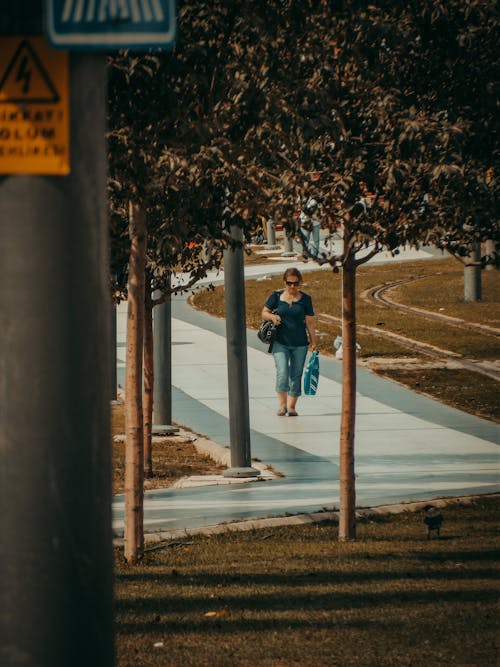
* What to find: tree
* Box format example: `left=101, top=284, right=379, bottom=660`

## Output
left=108, top=56, right=228, bottom=561
left=107, top=25, right=269, bottom=558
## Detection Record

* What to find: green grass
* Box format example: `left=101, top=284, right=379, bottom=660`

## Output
left=115, top=496, right=500, bottom=667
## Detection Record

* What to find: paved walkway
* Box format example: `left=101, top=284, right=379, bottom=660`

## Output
left=112, top=248, right=499, bottom=538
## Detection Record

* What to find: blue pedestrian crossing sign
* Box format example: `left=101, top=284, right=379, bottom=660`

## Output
left=45, top=0, right=177, bottom=51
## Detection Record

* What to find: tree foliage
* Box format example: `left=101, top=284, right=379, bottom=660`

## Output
left=109, top=0, right=498, bottom=280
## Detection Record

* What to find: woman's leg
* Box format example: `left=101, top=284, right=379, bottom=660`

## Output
left=277, top=391, right=288, bottom=414
left=287, top=345, right=308, bottom=412
left=311, top=224, right=320, bottom=256
left=272, top=342, right=291, bottom=412
left=300, top=228, right=311, bottom=260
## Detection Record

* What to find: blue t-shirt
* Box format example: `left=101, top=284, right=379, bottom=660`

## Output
left=264, top=289, right=314, bottom=347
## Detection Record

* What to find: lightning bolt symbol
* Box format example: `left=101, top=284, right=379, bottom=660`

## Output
left=15, top=55, right=31, bottom=95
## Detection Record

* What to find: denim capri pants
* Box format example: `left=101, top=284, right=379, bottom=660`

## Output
left=272, top=341, right=309, bottom=396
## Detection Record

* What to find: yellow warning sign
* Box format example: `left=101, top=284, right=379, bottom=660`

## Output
left=0, top=36, right=69, bottom=175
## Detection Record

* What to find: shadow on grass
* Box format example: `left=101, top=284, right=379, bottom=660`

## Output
left=117, top=616, right=400, bottom=635
left=116, top=563, right=498, bottom=587
left=116, top=546, right=499, bottom=581
left=115, top=562, right=499, bottom=636
left=116, top=582, right=499, bottom=636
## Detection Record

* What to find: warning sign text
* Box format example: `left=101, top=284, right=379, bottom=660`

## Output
left=0, top=36, right=70, bottom=175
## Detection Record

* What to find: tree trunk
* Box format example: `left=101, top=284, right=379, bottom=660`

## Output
left=124, top=200, right=147, bottom=563
left=339, top=254, right=357, bottom=541
left=464, top=242, right=482, bottom=301
left=143, top=285, right=154, bottom=478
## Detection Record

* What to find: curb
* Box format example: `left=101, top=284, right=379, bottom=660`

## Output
left=172, top=431, right=278, bottom=488
left=113, top=427, right=278, bottom=494
left=112, top=492, right=500, bottom=548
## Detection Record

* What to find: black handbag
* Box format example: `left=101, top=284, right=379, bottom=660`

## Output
left=258, top=292, right=280, bottom=351
left=257, top=319, right=278, bottom=345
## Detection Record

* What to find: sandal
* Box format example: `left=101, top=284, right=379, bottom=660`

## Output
left=277, top=407, right=287, bottom=416
left=287, top=410, right=298, bottom=417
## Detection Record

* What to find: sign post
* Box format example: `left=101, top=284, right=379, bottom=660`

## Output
left=0, top=39, right=114, bottom=667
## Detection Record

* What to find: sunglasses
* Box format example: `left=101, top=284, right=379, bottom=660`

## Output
left=285, top=280, right=300, bottom=286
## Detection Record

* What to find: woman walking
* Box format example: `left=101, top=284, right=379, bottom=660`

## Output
left=261, top=268, right=317, bottom=416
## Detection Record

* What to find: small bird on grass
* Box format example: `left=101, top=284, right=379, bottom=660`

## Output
left=423, top=504, right=443, bottom=539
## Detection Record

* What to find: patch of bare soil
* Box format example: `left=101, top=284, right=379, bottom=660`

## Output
left=360, top=356, right=468, bottom=370
left=374, top=366, right=500, bottom=423
left=112, top=432, right=226, bottom=495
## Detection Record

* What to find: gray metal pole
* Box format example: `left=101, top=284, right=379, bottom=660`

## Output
left=223, top=225, right=260, bottom=477
left=464, top=242, right=482, bottom=302
left=281, top=231, right=296, bottom=257
left=266, top=218, right=278, bottom=248
left=153, top=286, right=175, bottom=430
left=0, top=9, right=114, bottom=667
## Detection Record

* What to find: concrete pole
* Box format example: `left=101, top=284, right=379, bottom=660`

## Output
left=0, top=6, right=113, bottom=666
left=464, top=242, right=482, bottom=302
left=223, top=225, right=260, bottom=477
left=153, top=286, right=174, bottom=428
left=281, top=230, right=296, bottom=257
left=0, top=27, right=114, bottom=667
left=266, top=218, right=278, bottom=248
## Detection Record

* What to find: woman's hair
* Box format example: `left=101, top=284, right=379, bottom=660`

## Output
left=283, top=267, right=302, bottom=283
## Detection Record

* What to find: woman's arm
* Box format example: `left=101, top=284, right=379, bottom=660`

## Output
left=305, top=315, right=317, bottom=349
left=262, top=306, right=281, bottom=326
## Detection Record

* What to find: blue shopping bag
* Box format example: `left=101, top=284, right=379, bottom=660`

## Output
left=303, top=350, right=320, bottom=396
